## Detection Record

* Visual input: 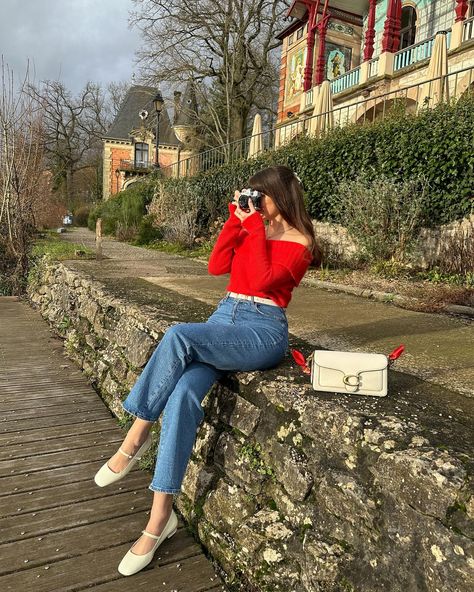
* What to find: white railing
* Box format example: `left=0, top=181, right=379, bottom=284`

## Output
left=369, top=57, right=379, bottom=78
left=463, top=16, right=474, bottom=42
left=394, top=35, right=435, bottom=71
left=394, top=30, right=451, bottom=72
left=330, top=65, right=361, bottom=95
left=305, top=88, right=314, bottom=108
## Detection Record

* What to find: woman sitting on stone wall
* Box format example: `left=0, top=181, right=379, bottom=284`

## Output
left=93, top=164, right=321, bottom=576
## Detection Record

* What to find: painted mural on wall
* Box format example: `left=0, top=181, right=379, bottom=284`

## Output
left=325, top=42, right=352, bottom=80
left=287, top=47, right=307, bottom=99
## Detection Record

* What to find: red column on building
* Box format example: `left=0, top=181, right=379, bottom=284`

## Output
left=314, top=0, right=330, bottom=85
left=363, top=0, right=377, bottom=61
left=382, top=0, right=402, bottom=53
left=455, top=0, right=469, bottom=21
left=392, top=0, right=402, bottom=52
left=304, top=1, right=320, bottom=92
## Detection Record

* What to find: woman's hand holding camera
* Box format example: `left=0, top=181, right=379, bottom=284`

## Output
left=231, top=190, right=262, bottom=223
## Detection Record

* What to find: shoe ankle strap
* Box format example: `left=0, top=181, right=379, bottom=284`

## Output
left=118, top=447, right=134, bottom=459
left=141, top=529, right=161, bottom=540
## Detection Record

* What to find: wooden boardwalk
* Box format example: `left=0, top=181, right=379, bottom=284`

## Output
left=0, top=297, right=227, bottom=592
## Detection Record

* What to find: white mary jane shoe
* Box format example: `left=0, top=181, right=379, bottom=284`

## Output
left=94, top=432, right=153, bottom=487
left=118, top=509, right=178, bottom=576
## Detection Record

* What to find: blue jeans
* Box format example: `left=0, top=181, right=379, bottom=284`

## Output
left=121, top=294, right=288, bottom=494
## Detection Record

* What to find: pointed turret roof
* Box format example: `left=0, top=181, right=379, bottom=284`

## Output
left=104, top=85, right=180, bottom=146
left=174, top=80, right=199, bottom=127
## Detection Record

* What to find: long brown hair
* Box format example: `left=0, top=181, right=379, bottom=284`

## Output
left=247, top=165, right=321, bottom=267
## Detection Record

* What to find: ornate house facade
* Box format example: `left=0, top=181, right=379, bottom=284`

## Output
left=276, top=0, right=474, bottom=143
left=102, top=82, right=199, bottom=200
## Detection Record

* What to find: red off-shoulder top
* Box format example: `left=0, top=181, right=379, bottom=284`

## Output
left=208, top=202, right=312, bottom=308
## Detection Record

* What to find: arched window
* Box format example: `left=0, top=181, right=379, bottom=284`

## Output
left=399, top=6, right=417, bottom=49
left=134, top=142, right=149, bottom=168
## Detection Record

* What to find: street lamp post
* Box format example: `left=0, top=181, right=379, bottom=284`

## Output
left=153, top=90, right=164, bottom=168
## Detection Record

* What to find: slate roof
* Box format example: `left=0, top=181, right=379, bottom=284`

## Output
left=104, top=85, right=180, bottom=146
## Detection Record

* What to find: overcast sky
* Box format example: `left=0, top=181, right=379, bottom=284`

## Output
left=1, top=0, right=141, bottom=93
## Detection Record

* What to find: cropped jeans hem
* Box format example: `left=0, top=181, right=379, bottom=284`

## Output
left=121, top=400, right=158, bottom=422
left=148, top=484, right=181, bottom=494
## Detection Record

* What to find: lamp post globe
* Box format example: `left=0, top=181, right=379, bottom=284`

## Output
left=153, top=90, right=164, bottom=168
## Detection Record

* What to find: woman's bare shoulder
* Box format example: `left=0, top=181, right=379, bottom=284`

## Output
left=282, top=230, right=310, bottom=248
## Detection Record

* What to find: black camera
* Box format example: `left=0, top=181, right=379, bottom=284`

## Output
left=238, top=188, right=263, bottom=212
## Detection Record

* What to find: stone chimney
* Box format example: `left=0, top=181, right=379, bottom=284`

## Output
left=173, top=91, right=182, bottom=125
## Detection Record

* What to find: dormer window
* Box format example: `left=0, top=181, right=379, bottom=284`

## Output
left=134, top=142, right=149, bottom=168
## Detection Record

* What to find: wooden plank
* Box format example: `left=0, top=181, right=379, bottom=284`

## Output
left=0, top=488, right=153, bottom=541
left=0, top=512, right=202, bottom=578
left=0, top=418, right=113, bottom=447
left=1, top=400, right=110, bottom=420
left=0, top=409, right=113, bottom=434
left=0, top=392, right=102, bottom=410
left=0, top=542, right=224, bottom=592
left=0, top=389, right=102, bottom=402
left=0, top=379, right=94, bottom=390
left=0, top=458, right=143, bottom=495
left=0, top=437, right=127, bottom=476
left=0, top=427, right=121, bottom=460
left=0, top=469, right=148, bottom=519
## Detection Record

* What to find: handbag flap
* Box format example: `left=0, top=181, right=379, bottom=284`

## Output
left=313, top=351, right=388, bottom=375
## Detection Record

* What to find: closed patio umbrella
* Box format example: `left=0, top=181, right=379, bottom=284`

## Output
left=419, top=31, right=449, bottom=109
left=308, top=80, right=334, bottom=137
left=248, top=113, right=264, bottom=158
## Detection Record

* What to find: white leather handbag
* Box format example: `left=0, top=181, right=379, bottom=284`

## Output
left=291, top=345, right=405, bottom=397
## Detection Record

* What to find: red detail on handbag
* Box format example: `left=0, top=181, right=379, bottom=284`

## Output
left=388, top=345, right=405, bottom=361
left=291, top=349, right=311, bottom=374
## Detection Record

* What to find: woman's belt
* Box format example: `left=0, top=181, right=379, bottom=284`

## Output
left=226, top=291, right=283, bottom=308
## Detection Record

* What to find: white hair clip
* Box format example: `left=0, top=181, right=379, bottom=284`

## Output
left=294, top=172, right=303, bottom=186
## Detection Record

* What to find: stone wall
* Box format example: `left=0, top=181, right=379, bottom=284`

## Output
left=28, top=259, right=473, bottom=592
left=315, top=214, right=474, bottom=269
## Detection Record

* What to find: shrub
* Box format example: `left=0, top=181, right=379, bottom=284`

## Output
left=331, top=172, right=429, bottom=263
left=135, top=214, right=164, bottom=245
left=149, top=179, right=201, bottom=247
left=152, top=92, right=474, bottom=236
left=73, top=204, right=91, bottom=227
left=87, top=179, right=156, bottom=239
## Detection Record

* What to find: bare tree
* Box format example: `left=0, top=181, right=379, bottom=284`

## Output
left=106, top=80, right=131, bottom=119
left=0, top=57, right=45, bottom=294
left=27, top=80, right=111, bottom=207
left=130, top=0, right=289, bottom=146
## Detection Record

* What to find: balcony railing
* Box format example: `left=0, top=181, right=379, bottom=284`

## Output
left=368, top=57, right=379, bottom=78
left=158, top=65, right=473, bottom=178
left=119, top=159, right=155, bottom=171
left=463, top=16, right=474, bottom=42
left=330, top=65, right=361, bottom=95
left=394, top=30, right=451, bottom=72
left=304, top=87, right=314, bottom=108
left=298, top=26, right=462, bottom=108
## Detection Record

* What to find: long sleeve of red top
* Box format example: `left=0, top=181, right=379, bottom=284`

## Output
left=208, top=203, right=312, bottom=308
left=207, top=202, right=242, bottom=275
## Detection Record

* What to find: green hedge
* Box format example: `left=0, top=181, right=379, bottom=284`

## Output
left=88, top=178, right=155, bottom=235
left=158, top=93, right=474, bottom=229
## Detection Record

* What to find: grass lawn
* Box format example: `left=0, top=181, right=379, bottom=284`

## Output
left=31, top=231, right=96, bottom=260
